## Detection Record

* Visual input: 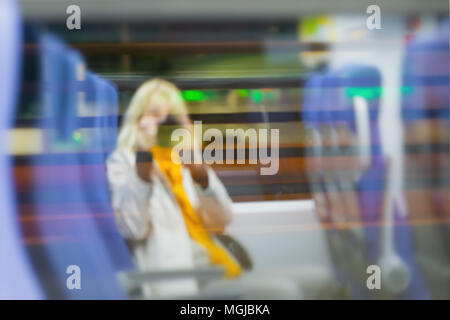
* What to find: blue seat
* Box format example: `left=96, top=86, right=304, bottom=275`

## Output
left=400, top=20, right=449, bottom=298
left=0, top=0, right=43, bottom=299
left=333, top=64, right=429, bottom=299
left=306, top=63, right=430, bottom=299
left=19, top=30, right=134, bottom=299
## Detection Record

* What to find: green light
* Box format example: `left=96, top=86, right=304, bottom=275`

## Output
left=73, top=131, right=82, bottom=143
left=345, top=86, right=413, bottom=99
left=251, top=90, right=263, bottom=103
left=182, top=90, right=205, bottom=102
left=345, top=87, right=382, bottom=100
left=238, top=89, right=249, bottom=98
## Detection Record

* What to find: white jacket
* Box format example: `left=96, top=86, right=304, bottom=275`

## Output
left=106, top=149, right=234, bottom=298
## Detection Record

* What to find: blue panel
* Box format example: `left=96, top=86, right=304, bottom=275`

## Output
left=0, top=0, right=43, bottom=299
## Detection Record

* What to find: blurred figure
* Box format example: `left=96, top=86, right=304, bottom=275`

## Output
left=106, top=79, right=242, bottom=298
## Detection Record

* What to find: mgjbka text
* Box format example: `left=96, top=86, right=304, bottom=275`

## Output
left=224, top=304, right=270, bottom=317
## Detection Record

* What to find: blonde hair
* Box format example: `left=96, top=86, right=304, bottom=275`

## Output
left=117, top=78, right=190, bottom=150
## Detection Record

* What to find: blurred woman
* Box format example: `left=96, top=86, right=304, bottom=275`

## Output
left=106, top=79, right=241, bottom=298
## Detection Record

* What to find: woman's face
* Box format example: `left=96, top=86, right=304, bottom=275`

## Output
left=138, top=96, right=169, bottom=139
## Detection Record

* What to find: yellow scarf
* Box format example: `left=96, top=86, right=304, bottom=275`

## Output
left=150, top=146, right=242, bottom=278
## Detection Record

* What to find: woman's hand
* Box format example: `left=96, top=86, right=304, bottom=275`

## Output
left=136, top=151, right=154, bottom=182
left=136, top=116, right=157, bottom=182
left=185, top=163, right=209, bottom=188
